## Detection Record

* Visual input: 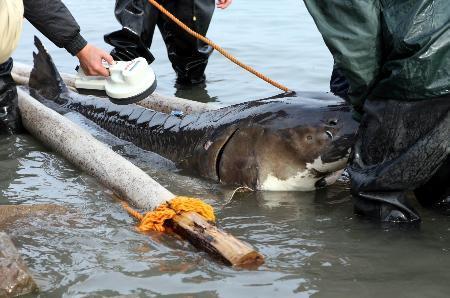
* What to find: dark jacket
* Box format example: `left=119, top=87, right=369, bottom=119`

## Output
left=23, top=0, right=87, bottom=56
left=304, top=0, right=450, bottom=111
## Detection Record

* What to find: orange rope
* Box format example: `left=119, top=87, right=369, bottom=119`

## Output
left=122, top=196, right=216, bottom=233
left=147, top=0, right=291, bottom=92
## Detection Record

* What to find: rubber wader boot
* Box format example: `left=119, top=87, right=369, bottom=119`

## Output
left=0, top=58, right=22, bottom=134
left=414, top=156, right=450, bottom=214
left=105, top=0, right=215, bottom=86
left=104, top=28, right=155, bottom=64
left=353, top=191, right=421, bottom=223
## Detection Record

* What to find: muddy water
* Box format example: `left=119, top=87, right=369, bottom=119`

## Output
left=3, top=0, right=450, bottom=297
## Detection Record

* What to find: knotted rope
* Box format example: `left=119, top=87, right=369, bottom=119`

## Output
left=122, top=196, right=215, bottom=232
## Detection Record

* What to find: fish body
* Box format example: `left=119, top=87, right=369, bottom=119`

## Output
left=29, top=37, right=358, bottom=191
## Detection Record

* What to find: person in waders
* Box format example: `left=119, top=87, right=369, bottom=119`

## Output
left=304, top=0, right=450, bottom=223
left=104, top=0, right=232, bottom=86
left=0, top=0, right=113, bottom=135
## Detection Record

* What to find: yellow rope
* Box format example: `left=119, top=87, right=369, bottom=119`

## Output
left=122, top=196, right=215, bottom=232
left=147, top=0, right=291, bottom=93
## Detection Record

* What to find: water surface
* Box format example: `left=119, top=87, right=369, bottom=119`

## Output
left=2, top=1, right=449, bottom=297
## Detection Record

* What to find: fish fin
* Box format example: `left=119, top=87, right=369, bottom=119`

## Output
left=29, top=36, right=69, bottom=100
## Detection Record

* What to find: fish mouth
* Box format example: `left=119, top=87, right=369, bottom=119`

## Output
left=306, top=154, right=349, bottom=189
left=314, top=170, right=345, bottom=188
left=320, top=134, right=355, bottom=163
left=307, top=151, right=349, bottom=176
left=314, top=177, right=327, bottom=188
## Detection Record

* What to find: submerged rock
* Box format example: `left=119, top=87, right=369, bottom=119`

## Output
left=0, top=204, right=67, bottom=228
left=0, top=204, right=67, bottom=296
left=0, top=232, right=38, bottom=297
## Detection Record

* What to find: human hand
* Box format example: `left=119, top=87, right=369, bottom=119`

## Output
left=76, top=44, right=115, bottom=77
left=216, top=0, right=232, bottom=9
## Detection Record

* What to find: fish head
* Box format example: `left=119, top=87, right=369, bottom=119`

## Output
left=217, top=92, right=358, bottom=191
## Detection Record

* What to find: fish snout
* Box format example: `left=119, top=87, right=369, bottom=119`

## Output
left=315, top=177, right=327, bottom=188
left=320, top=133, right=355, bottom=164
left=314, top=169, right=345, bottom=189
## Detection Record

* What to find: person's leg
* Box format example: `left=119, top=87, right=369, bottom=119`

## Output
left=349, top=97, right=450, bottom=222
left=0, top=1, right=24, bottom=134
left=0, top=59, right=22, bottom=134
left=104, top=0, right=158, bottom=63
left=157, top=0, right=215, bottom=85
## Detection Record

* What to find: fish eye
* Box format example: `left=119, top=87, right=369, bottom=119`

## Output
left=306, top=135, right=313, bottom=141
left=328, top=119, right=338, bottom=126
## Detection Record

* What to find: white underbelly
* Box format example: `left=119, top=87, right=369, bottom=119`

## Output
left=260, top=156, right=349, bottom=191
left=260, top=169, right=319, bottom=191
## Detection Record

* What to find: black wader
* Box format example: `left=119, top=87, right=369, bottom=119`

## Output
left=305, top=0, right=450, bottom=222
left=105, top=0, right=215, bottom=85
left=349, top=97, right=449, bottom=222
left=0, top=59, right=22, bottom=135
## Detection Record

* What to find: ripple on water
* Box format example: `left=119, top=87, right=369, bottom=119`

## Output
left=3, top=0, right=450, bottom=296
left=2, top=128, right=450, bottom=297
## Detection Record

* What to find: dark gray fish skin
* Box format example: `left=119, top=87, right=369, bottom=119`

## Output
left=29, top=37, right=358, bottom=191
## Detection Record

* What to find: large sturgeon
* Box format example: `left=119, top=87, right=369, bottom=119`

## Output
left=28, top=38, right=358, bottom=191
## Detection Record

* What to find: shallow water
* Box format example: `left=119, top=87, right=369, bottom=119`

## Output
left=13, top=0, right=333, bottom=104
left=2, top=1, right=450, bottom=297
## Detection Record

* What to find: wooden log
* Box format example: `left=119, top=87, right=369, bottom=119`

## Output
left=137, top=92, right=215, bottom=115
left=12, top=62, right=216, bottom=115
left=18, top=88, right=173, bottom=210
left=170, top=212, right=264, bottom=268
left=17, top=89, right=264, bottom=268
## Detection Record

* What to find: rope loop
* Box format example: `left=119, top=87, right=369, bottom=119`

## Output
left=122, top=196, right=215, bottom=232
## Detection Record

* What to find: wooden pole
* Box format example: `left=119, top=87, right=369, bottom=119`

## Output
left=17, top=89, right=264, bottom=268
left=171, top=212, right=264, bottom=268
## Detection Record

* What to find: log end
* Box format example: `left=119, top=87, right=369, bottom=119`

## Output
left=171, top=212, right=265, bottom=269
left=232, top=250, right=265, bottom=269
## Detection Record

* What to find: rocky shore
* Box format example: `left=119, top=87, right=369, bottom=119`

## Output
left=0, top=232, right=38, bottom=297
